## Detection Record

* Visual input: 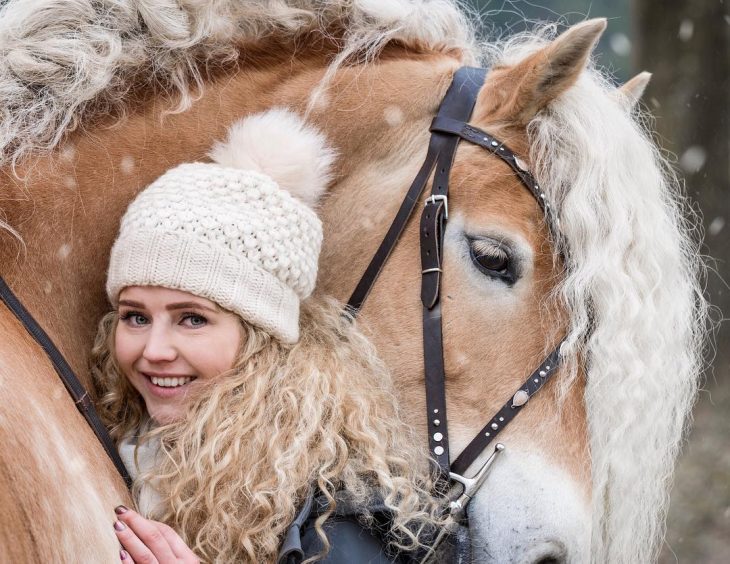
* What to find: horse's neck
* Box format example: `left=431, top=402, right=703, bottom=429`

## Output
left=1, top=159, right=106, bottom=379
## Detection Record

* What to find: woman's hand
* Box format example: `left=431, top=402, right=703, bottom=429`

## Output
left=113, top=506, right=200, bottom=563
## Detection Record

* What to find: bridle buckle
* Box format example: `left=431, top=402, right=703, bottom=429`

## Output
left=425, top=194, right=448, bottom=219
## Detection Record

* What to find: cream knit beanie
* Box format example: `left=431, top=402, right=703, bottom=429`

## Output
left=106, top=109, right=335, bottom=344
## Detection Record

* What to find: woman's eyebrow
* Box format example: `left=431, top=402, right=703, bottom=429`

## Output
left=166, top=302, right=220, bottom=313
left=117, top=300, right=218, bottom=313
left=118, top=300, right=145, bottom=308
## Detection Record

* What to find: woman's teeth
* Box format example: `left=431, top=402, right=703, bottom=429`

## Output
left=150, top=376, right=194, bottom=388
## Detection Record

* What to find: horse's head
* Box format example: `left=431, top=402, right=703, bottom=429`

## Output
left=435, top=21, right=607, bottom=562
left=317, top=17, right=703, bottom=563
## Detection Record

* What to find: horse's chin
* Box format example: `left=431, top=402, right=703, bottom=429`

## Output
left=466, top=448, right=591, bottom=564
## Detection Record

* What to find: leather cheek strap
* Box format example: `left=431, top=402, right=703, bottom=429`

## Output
left=419, top=67, right=488, bottom=482
left=347, top=134, right=440, bottom=315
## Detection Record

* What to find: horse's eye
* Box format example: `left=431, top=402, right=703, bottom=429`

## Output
left=469, top=239, right=514, bottom=282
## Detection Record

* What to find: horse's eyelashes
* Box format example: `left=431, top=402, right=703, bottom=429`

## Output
left=468, top=238, right=514, bottom=282
left=477, top=252, right=509, bottom=272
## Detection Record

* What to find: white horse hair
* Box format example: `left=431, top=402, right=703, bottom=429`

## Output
left=483, top=29, right=708, bottom=561
left=0, top=2, right=708, bottom=562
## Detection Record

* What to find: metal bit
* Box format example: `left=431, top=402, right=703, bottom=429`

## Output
left=419, top=444, right=505, bottom=564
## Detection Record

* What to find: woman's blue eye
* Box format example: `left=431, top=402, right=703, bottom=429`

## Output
left=183, top=314, right=207, bottom=327
left=120, top=312, right=148, bottom=326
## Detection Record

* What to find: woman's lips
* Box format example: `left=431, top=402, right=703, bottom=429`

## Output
left=141, top=372, right=196, bottom=397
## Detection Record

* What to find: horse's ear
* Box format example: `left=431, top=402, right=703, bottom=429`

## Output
left=617, top=71, right=652, bottom=110
left=477, top=18, right=607, bottom=125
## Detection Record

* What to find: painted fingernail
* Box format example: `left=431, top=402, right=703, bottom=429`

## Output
left=120, top=549, right=129, bottom=560
left=114, top=521, right=126, bottom=531
left=114, top=505, right=128, bottom=514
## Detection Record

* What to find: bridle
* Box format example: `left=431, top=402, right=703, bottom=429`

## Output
left=345, top=67, right=564, bottom=529
left=0, top=66, right=564, bottom=555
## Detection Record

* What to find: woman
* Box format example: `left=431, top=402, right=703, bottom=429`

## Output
left=91, top=109, right=440, bottom=563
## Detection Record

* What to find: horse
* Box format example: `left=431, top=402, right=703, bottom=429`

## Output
left=0, top=1, right=707, bottom=562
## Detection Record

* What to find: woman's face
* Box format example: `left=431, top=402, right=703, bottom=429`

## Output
left=114, top=286, right=242, bottom=424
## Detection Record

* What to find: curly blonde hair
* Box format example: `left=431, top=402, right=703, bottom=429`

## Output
left=92, top=295, right=441, bottom=562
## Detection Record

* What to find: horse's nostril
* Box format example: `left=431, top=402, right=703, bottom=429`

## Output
left=528, top=540, right=568, bottom=564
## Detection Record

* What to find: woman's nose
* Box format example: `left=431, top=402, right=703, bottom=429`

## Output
left=142, top=326, right=178, bottom=363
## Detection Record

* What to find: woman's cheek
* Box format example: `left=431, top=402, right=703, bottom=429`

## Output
left=114, top=327, right=138, bottom=373
left=197, top=336, right=239, bottom=378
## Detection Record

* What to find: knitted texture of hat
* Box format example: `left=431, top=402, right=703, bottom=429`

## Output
left=107, top=162, right=323, bottom=344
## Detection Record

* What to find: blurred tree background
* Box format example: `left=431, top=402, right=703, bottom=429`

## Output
left=466, top=1, right=729, bottom=561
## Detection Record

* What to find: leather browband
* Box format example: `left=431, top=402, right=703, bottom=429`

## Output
left=0, top=275, right=132, bottom=488
left=429, top=116, right=548, bottom=211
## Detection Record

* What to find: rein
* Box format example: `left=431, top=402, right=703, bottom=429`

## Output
left=346, top=66, right=564, bottom=499
left=0, top=275, right=132, bottom=488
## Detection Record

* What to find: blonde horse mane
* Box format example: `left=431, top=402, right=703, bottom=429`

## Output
left=0, top=0, right=476, bottom=169
left=0, top=2, right=708, bottom=562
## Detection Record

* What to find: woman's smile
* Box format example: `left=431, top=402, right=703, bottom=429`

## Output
left=143, top=372, right=197, bottom=388
left=140, top=371, right=198, bottom=398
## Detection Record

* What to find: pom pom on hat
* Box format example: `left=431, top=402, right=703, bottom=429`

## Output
left=107, top=109, right=333, bottom=344
left=208, top=108, right=336, bottom=208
